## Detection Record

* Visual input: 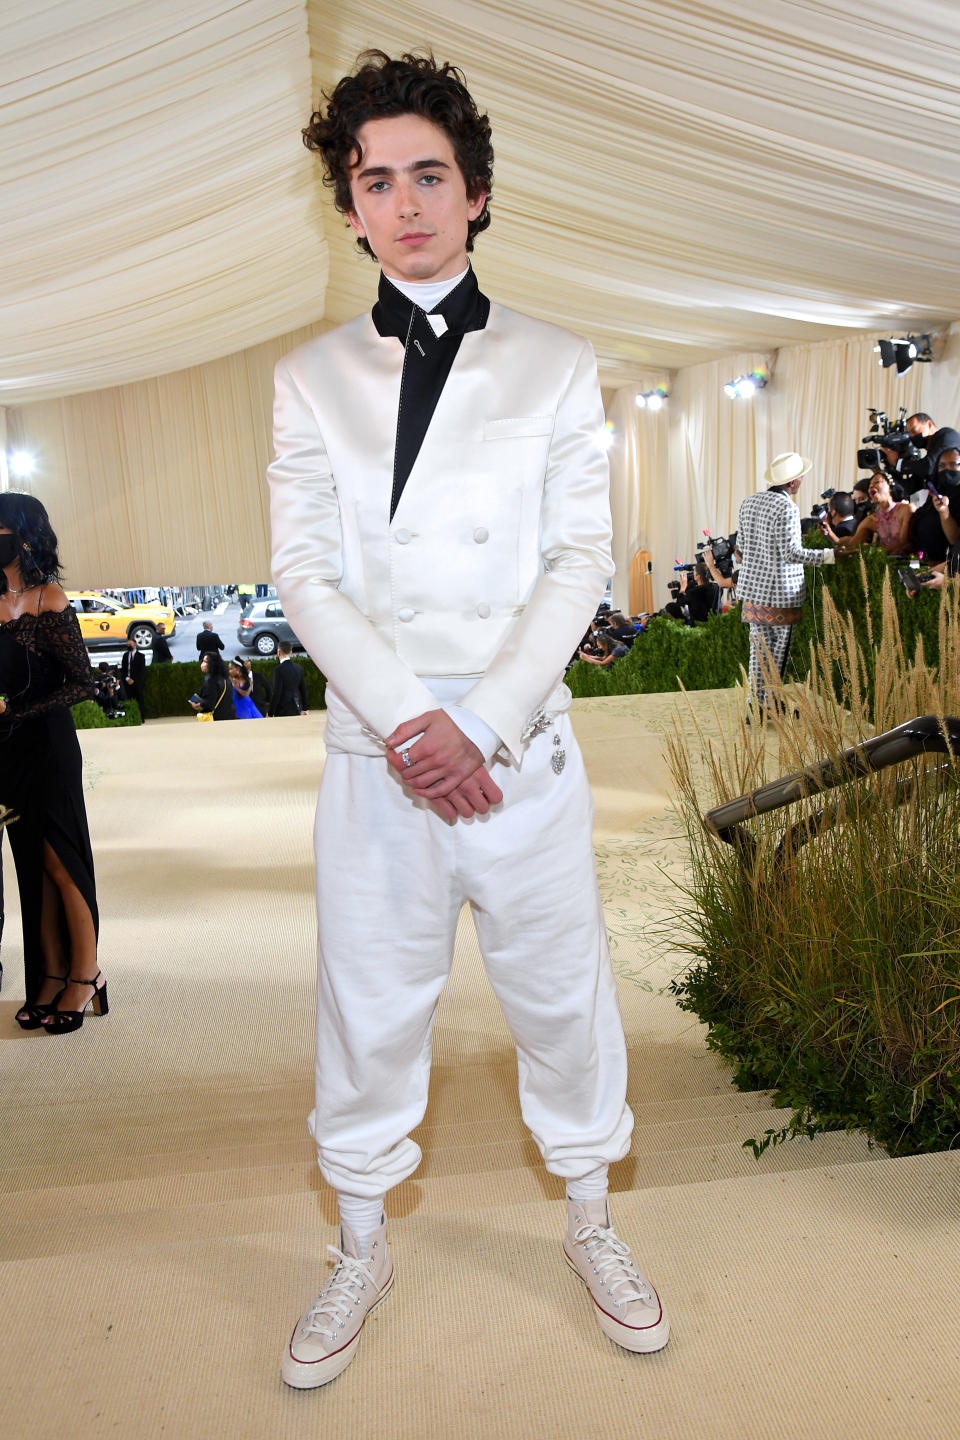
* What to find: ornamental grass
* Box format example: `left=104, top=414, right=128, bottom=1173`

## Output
left=668, top=562, right=960, bottom=1156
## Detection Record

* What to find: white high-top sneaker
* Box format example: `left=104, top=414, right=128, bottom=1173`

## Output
left=282, top=1215, right=394, bottom=1389
left=563, top=1199, right=670, bottom=1353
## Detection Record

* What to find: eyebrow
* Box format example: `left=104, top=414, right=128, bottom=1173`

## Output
left=355, top=158, right=451, bottom=182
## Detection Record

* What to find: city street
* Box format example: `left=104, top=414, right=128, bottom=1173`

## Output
left=84, top=600, right=243, bottom=667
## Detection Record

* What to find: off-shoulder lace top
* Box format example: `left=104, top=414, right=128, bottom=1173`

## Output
left=0, top=604, right=95, bottom=722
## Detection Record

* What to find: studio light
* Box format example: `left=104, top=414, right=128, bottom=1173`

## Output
left=874, top=334, right=932, bottom=375
left=724, top=370, right=768, bottom=400
left=634, top=386, right=668, bottom=411
left=8, top=451, right=35, bottom=478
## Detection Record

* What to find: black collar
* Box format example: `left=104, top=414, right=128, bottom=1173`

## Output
left=372, top=266, right=489, bottom=340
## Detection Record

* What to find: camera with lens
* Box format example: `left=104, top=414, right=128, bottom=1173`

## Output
left=695, top=531, right=738, bottom=578
left=861, top=405, right=930, bottom=487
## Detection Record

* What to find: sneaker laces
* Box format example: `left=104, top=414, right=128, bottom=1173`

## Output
left=574, top=1222, right=655, bottom=1306
left=302, top=1248, right=377, bottom=1340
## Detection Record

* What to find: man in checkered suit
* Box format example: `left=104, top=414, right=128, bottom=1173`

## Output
left=736, top=452, right=836, bottom=715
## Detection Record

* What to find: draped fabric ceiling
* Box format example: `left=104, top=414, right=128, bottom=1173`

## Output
left=3, top=1, right=960, bottom=587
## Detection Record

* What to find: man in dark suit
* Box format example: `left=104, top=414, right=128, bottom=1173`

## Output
left=120, top=636, right=146, bottom=714
left=152, top=623, right=174, bottom=663
left=196, top=621, right=225, bottom=656
left=269, top=643, right=307, bottom=716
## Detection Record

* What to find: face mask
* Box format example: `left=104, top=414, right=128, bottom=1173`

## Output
left=938, top=470, right=960, bottom=487
left=0, top=534, right=21, bottom=569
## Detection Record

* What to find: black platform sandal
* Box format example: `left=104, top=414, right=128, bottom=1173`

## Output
left=42, top=972, right=109, bottom=1034
left=16, top=974, right=68, bottom=1031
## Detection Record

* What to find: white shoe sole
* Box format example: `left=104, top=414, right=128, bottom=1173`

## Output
left=281, top=1267, right=395, bottom=1390
left=563, top=1250, right=670, bottom=1354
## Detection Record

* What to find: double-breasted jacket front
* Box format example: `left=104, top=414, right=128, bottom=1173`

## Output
left=268, top=301, right=613, bottom=762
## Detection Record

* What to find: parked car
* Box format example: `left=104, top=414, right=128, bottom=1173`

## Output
left=68, top=592, right=178, bottom=649
left=236, top=599, right=303, bottom=656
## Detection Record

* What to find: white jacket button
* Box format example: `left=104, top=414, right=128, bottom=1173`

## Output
left=476, top=602, right=491, bottom=619
left=394, top=529, right=412, bottom=544
left=398, top=607, right=415, bottom=622
left=473, top=527, right=489, bottom=544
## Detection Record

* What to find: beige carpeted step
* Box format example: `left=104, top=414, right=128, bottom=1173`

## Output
left=1, top=1150, right=957, bottom=1440
left=3, top=695, right=952, bottom=1440
left=0, top=1110, right=880, bottom=1266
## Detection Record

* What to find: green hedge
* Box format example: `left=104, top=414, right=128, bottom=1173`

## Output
left=791, top=540, right=942, bottom=707
left=567, top=610, right=750, bottom=698
left=142, top=657, right=327, bottom=719
left=72, top=699, right=142, bottom=729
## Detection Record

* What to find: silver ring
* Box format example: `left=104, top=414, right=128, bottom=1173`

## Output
left=400, top=747, right=413, bottom=769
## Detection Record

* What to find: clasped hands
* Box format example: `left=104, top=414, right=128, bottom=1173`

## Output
left=385, top=709, right=503, bottom=822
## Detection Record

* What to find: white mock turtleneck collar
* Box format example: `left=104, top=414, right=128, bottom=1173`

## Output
left=383, top=266, right=469, bottom=313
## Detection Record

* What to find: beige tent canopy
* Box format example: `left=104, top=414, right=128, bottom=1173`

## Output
left=3, top=1, right=960, bottom=591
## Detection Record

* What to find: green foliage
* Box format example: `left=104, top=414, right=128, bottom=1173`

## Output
left=567, top=611, right=750, bottom=699
left=667, top=583, right=960, bottom=1158
left=791, top=542, right=942, bottom=709
left=72, top=699, right=142, bottom=728
left=142, top=658, right=327, bottom=718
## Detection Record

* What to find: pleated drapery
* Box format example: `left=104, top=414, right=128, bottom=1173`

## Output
left=10, top=320, right=959, bottom=593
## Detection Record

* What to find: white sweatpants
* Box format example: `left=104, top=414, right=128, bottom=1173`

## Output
left=307, top=713, right=634, bottom=1198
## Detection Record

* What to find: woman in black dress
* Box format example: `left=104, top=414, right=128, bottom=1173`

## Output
left=189, top=651, right=237, bottom=720
left=0, top=494, right=106, bottom=1034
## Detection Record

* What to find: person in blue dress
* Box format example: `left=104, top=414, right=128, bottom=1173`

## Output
left=228, top=661, right=263, bottom=719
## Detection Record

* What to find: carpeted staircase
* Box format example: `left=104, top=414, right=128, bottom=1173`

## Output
left=1, top=701, right=957, bottom=1440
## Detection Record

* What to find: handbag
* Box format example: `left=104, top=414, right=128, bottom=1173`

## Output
left=196, top=682, right=227, bottom=722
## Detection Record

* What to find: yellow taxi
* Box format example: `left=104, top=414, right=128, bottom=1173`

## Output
left=67, top=592, right=177, bottom=649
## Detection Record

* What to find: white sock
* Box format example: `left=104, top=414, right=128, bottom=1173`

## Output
left=565, top=1165, right=609, bottom=1203
left=336, top=1192, right=385, bottom=1255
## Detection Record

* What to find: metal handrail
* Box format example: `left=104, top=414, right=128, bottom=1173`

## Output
left=704, top=715, right=960, bottom=864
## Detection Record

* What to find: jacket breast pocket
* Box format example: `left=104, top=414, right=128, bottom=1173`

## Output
left=482, top=416, right=554, bottom=441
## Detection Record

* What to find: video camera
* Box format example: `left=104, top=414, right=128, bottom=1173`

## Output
left=861, top=406, right=929, bottom=487
left=695, top=531, right=738, bottom=578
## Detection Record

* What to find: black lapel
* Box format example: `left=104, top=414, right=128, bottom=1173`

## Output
left=372, top=269, right=490, bottom=519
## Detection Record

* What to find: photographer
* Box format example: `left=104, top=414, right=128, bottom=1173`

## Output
left=906, top=447, right=960, bottom=565
left=909, top=449, right=960, bottom=589
left=605, top=610, right=638, bottom=646
left=878, top=414, right=960, bottom=499
left=93, top=662, right=124, bottom=717
left=577, top=631, right=628, bottom=667
left=906, top=414, right=960, bottom=476
left=825, top=492, right=857, bottom=538
left=737, top=451, right=834, bottom=718
left=701, top=546, right=739, bottom=607
left=682, top=563, right=720, bottom=623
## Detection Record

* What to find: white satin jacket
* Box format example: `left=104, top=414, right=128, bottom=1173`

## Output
left=267, top=301, right=613, bottom=762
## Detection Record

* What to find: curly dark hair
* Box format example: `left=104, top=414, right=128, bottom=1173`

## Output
left=303, top=50, right=494, bottom=258
left=0, top=491, right=63, bottom=594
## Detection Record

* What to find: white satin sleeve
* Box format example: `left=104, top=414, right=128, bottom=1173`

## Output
left=459, top=341, right=613, bottom=762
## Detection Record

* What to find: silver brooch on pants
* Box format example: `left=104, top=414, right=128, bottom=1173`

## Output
left=551, top=733, right=566, bottom=774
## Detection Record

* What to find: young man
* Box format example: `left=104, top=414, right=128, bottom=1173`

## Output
left=268, top=52, right=669, bottom=1390
left=268, top=641, right=308, bottom=717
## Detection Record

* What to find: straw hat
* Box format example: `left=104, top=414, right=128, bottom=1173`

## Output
left=762, top=451, right=813, bottom=487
